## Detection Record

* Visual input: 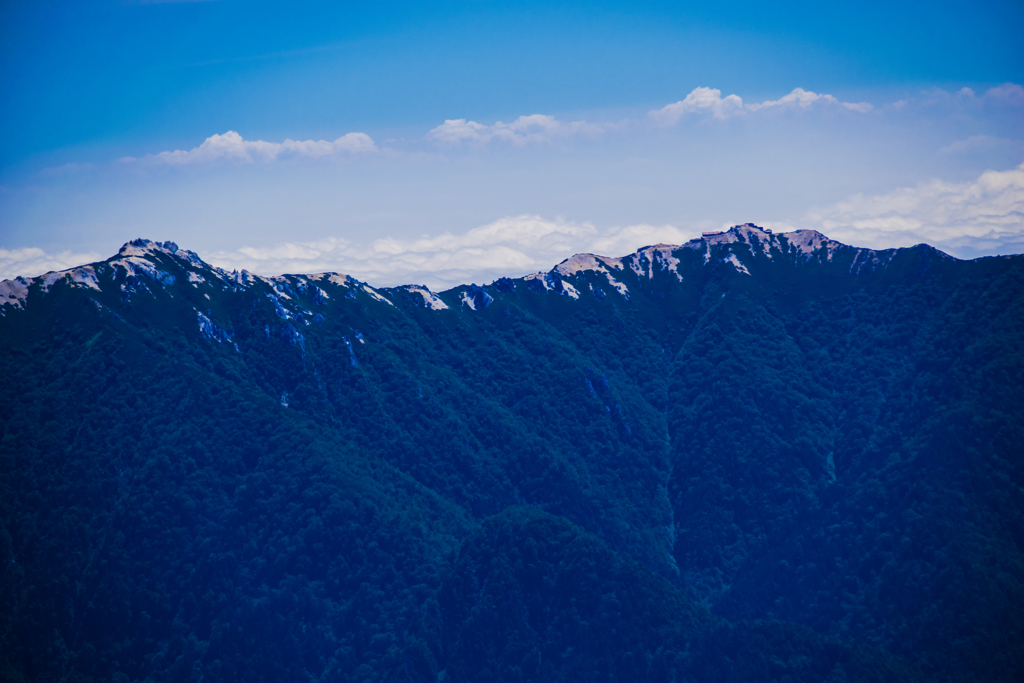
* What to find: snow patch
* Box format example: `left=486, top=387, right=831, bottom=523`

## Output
left=319, top=273, right=352, bottom=287
left=266, top=294, right=292, bottom=319
left=554, top=253, right=624, bottom=277
left=360, top=284, right=394, bottom=306
left=785, top=229, right=842, bottom=260
left=551, top=252, right=633, bottom=297
left=118, top=238, right=205, bottom=269
left=197, top=310, right=233, bottom=343
left=606, top=275, right=630, bottom=298
left=342, top=336, right=358, bottom=367
left=401, top=285, right=449, bottom=310
left=111, top=256, right=175, bottom=286
left=559, top=280, right=580, bottom=299
left=67, top=265, right=102, bottom=291
left=723, top=253, right=751, bottom=275
left=0, top=277, right=31, bottom=313
left=630, top=244, right=683, bottom=281
left=523, top=272, right=553, bottom=290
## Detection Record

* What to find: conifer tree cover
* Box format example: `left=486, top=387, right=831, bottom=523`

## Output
left=1, top=227, right=1021, bottom=682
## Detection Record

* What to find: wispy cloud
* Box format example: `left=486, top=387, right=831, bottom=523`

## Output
left=918, top=83, right=1024, bottom=111
left=648, top=87, right=745, bottom=124
left=207, top=162, right=1023, bottom=288
left=121, top=130, right=376, bottom=165
left=202, top=214, right=714, bottom=290
left=953, top=83, right=1024, bottom=107
left=588, top=223, right=697, bottom=255
left=981, top=83, right=1024, bottom=106
left=771, top=162, right=1024, bottom=257
left=747, top=87, right=873, bottom=113
left=7, top=162, right=1021, bottom=286
left=939, top=135, right=1024, bottom=155
left=429, top=85, right=873, bottom=143
left=206, top=216, right=599, bottom=288
left=428, top=115, right=603, bottom=146
left=649, top=86, right=873, bottom=125
left=0, top=247, right=104, bottom=281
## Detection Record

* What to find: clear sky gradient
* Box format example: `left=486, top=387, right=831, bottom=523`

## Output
left=1, top=0, right=1022, bottom=287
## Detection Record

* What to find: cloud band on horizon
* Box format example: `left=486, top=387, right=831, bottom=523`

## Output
left=5, top=162, right=1021, bottom=285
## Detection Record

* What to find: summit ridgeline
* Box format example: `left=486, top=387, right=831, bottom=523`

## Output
left=0, top=224, right=952, bottom=320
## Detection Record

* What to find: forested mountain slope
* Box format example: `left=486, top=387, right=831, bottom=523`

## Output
left=1, top=224, right=1021, bottom=682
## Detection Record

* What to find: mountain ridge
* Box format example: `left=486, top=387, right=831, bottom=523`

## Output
left=0, top=223, right=964, bottom=318
left=2, top=221, right=1021, bottom=682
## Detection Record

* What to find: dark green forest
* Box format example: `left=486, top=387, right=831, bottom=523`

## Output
left=1, top=226, right=1021, bottom=682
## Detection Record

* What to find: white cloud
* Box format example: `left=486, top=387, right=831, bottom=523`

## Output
left=202, top=214, right=713, bottom=290
left=0, top=247, right=104, bottom=281
left=746, top=87, right=872, bottom=113
left=204, top=214, right=711, bottom=290
left=649, top=86, right=872, bottom=125
left=428, top=114, right=602, bottom=146
left=940, top=135, right=997, bottom=154
left=589, top=223, right=698, bottom=255
left=11, top=158, right=1019, bottom=291
left=921, top=83, right=1024, bottom=110
left=202, top=160, right=1023, bottom=288
left=982, top=83, right=1024, bottom=106
left=122, top=130, right=376, bottom=165
left=955, top=83, right=1024, bottom=107
left=648, top=87, right=745, bottom=125
left=797, top=162, right=1024, bottom=257
left=939, top=135, right=1024, bottom=155
left=205, top=216, right=598, bottom=289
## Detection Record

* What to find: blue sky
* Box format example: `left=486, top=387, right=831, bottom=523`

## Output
left=1, top=0, right=1022, bottom=287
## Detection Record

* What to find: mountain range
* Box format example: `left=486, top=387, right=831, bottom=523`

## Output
left=2, top=224, right=1022, bottom=682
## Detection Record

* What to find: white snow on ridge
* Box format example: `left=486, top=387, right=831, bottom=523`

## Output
left=559, top=280, right=581, bottom=299
left=552, top=254, right=630, bottom=297
left=522, top=271, right=585, bottom=299
left=360, top=284, right=394, bottom=306
left=401, top=285, right=450, bottom=310
left=459, top=290, right=479, bottom=310
left=629, top=254, right=650, bottom=279
left=314, top=273, right=353, bottom=288
left=554, top=253, right=624, bottom=277
left=682, top=223, right=850, bottom=265
left=269, top=279, right=293, bottom=299
left=309, top=272, right=393, bottom=306
left=0, top=277, right=31, bottom=313
left=630, top=244, right=683, bottom=281
left=0, top=264, right=105, bottom=315
left=118, top=238, right=206, bottom=269
left=523, top=272, right=553, bottom=290
left=110, top=255, right=177, bottom=286
left=723, top=253, right=751, bottom=275
left=785, top=229, right=842, bottom=260
left=1, top=227, right=925, bottom=317
left=67, top=266, right=102, bottom=291
left=607, top=277, right=630, bottom=298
